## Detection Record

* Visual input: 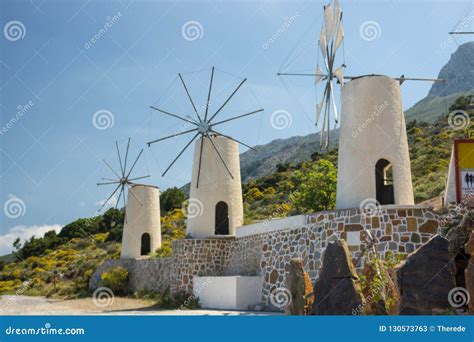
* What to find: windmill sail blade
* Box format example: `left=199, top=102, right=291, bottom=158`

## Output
left=208, top=78, right=247, bottom=122
left=319, top=28, right=327, bottom=60
left=147, top=128, right=198, bottom=146
left=324, top=4, right=333, bottom=41
left=315, top=64, right=324, bottom=85
left=121, top=185, right=127, bottom=215
left=316, top=82, right=330, bottom=125
left=123, top=137, right=131, bottom=176
left=205, top=133, right=234, bottom=179
left=97, top=181, right=120, bottom=186
left=116, top=141, right=124, bottom=175
left=212, top=109, right=264, bottom=126
left=150, top=106, right=198, bottom=126
left=210, top=129, right=256, bottom=151
left=334, top=66, right=344, bottom=85
left=162, top=132, right=200, bottom=176
left=316, top=99, right=325, bottom=125
left=334, top=16, right=344, bottom=51
left=320, top=101, right=328, bottom=146
left=99, top=183, right=121, bottom=212
left=204, top=67, right=214, bottom=121
left=332, top=0, right=340, bottom=40
left=329, top=81, right=339, bottom=123
left=128, top=175, right=150, bottom=182
left=116, top=185, right=123, bottom=209
left=125, top=149, right=144, bottom=179
left=196, top=136, right=205, bottom=188
left=103, top=159, right=121, bottom=179
left=179, top=73, right=201, bottom=122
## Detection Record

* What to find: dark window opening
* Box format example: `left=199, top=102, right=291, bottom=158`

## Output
left=375, top=159, right=395, bottom=205
left=141, top=233, right=151, bottom=255
left=215, top=201, right=229, bottom=235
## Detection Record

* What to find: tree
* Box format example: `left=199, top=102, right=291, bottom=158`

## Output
left=12, top=238, right=21, bottom=251
left=293, top=159, right=337, bottom=213
left=99, top=208, right=124, bottom=233
left=160, top=187, right=186, bottom=213
left=58, top=217, right=100, bottom=239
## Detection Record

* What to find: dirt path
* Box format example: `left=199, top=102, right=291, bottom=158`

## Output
left=0, top=296, right=278, bottom=315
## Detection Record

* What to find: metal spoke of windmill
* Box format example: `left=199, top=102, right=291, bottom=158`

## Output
left=97, top=138, right=150, bottom=213
left=147, top=67, right=263, bottom=188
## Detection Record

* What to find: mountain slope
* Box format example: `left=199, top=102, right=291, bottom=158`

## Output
left=429, top=42, right=473, bottom=97
left=240, top=131, right=338, bottom=182
left=405, top=42, right=473, bottom=123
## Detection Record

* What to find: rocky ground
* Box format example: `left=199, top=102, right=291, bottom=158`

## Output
left=0, top=296, right=279, bottom=316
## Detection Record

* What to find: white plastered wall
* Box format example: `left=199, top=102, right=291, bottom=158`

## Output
left=444, top=145, right=457, bottom=206
left=187, top=135, right=243, bottom=238
left=336, top=75, right=414, bottom=209
left=120, top=185, right=161, bottom=259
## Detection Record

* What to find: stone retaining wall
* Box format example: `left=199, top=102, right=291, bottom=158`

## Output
left=170, top=237, right=233, bottom=294
left=91, top=206, right=445, bottom=308
left=89, top=257, right=173, bottom=293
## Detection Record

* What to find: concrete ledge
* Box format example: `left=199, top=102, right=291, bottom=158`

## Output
left=236, top=215, right=306, bottom=238
left=193, top=276, right=263, bottom=310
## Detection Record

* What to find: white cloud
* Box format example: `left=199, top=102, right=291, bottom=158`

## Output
left=0, top=224, right=63, bottom=255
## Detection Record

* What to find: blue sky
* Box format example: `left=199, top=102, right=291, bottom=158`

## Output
left=0, top=0, right=471, bottom=253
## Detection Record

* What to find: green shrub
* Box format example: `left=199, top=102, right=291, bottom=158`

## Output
left=101, top=266, right=129, bottom=294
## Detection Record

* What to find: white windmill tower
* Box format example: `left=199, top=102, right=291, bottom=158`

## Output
left=97, top=139, right=161, bottom=259
left=278, top=0, right=444, bottom=209
left=148, top=67, right=263, bottom=238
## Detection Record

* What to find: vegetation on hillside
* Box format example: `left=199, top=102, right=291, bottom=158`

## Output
left=0, top=95, right=471, bottom=299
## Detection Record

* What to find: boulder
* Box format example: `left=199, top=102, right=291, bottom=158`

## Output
left=311, top=240, right=364, bottom=315
left=285, top=258, right=306, bottom=315
left=395, top=235, right=456, bottom=315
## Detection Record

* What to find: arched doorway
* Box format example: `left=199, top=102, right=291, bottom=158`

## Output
left=215, top=201, right=229, bottom=235
left=141, top=233, right=151, bottom=255
left=375, top=159, right=395, bottom=205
